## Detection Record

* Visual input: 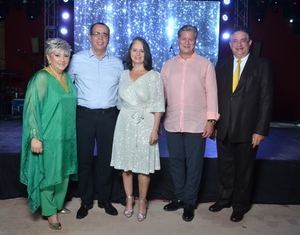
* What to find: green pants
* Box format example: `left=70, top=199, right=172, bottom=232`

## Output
left=40, top=177, right=69, bottom=217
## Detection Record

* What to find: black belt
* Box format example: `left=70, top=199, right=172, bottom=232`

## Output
left=77, top=105, right=116, bottom=114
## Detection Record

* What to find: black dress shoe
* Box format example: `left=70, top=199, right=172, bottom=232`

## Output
left=208, top=202, right=230, bottom=212
left=163, top=200, right=184, bottom=211
left=98, top=202, right=118, bottom=216
left=182, top=205, right=194, bottom=222
left=230, top=211, right=244, bottom=222
left=76, top=205, right=89, bottom=219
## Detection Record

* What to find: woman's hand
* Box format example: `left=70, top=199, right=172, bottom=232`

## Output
left=31, top=138, right=43, bottom=154
left=149, top=130, right=159, bottom=145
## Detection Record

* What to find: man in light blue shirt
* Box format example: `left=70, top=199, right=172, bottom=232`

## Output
left=69, top=22, right=123, bottom=219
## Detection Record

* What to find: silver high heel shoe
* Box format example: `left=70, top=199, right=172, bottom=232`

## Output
left=59, top=207, right=71, bottom=214
left=123, top=195, right=134, bottom=218
left=137, top=199, right=148, bottom=222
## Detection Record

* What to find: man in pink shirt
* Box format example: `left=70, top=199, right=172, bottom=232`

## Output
left=161, top=25, right=219, bottom=222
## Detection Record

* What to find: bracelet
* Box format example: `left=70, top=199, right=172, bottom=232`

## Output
left=207, top=119, right=217, bottom=125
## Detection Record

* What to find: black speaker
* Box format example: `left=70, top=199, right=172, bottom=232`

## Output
left=31, top=37, right=39, bottom=54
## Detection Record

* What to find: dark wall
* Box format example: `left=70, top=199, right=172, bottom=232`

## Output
left=4, top=6, right=44, bottom=89
left=249, top=7, right=300, bottom=122
left=4, top=5, right=300, bottom=122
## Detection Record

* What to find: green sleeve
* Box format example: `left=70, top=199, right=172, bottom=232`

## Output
left=20, top=70, right=48, bottom=212
left=23, top=71, right=48, bottom=141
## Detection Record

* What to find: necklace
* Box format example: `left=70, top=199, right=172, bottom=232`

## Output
left=46, top=66, right=68, bottom=92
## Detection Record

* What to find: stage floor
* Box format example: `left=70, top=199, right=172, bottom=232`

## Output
left=1, top=119, right=300, bottom=203
left=1, top=119, right=300, bottom=161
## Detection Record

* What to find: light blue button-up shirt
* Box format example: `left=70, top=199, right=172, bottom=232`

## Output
left=68, top=49, right=124, bottom=109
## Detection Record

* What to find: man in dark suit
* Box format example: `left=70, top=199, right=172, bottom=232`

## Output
left=208, top=28, right=273, bottom=222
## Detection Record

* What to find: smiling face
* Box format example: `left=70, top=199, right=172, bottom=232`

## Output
left=130, top=40, right=145, bottom=67
left=178, top=30, right=196, bottom=59
left=89, top=24, right=110, bottom=56
left=229, top=30, right=252, bottom=59
left=47, top=49, right=70, bottom=74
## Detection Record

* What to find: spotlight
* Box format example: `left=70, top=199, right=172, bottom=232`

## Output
left=271, top=0, right=279, bottom=6
left=26, top=0, right=41, bottom=20
left=270, top=0, right=281, bottom=12
left=60, top=27, right=68, bottom=35
left=289, top=18, right=294, bottom=23
left=56, top=0, right=74, bottom=48
left=222, top=14, right=229, bottom=21
left=255, top=0, right=268, bottom=23
left=222, top=32, right=230, bottom=40
left=62, top=11, right=70, bottom=20
left=223, top=0, right=231, bottom=5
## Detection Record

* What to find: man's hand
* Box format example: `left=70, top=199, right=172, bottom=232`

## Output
left=202, top=121, right=215, bottom=138
left=252, top=133, right=265, bottom=148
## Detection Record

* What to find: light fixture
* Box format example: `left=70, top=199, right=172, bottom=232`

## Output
left=60, top=27, right=68, bottom=35
left=222, top=14, right=229, bottom=21
left=62, top=11, right=70, bottom=20
left=222, top=32, right=230, bottom=40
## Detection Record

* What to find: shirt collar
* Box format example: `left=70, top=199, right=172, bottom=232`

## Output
left=233, top=53, right=250, bottom=63
left=88, top=48, right=109, bottom=59
left=175, top=52, right=196, bottom=61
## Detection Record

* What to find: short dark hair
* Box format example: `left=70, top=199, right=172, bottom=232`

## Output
left=89, top=22, right=110, bottom=37
left=177, top=25, right=198, bottom=39
left=230, top=27, right=251, bottom=41
left=127, top=37, right=153, bottom=71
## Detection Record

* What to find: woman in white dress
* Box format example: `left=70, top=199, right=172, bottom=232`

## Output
left=110, top=37, right=165, bottom=221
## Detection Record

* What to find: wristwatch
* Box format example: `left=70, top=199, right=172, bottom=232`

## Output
left=207, top=119, right=217, bottom=125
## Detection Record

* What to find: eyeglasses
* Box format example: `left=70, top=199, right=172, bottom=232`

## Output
left=231, top=38, right=249, bottom=45
left=91, top=32, right=109, bottom=39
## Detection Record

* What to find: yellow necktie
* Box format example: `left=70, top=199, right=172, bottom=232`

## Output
left=232, top=59, right=241, bottom=92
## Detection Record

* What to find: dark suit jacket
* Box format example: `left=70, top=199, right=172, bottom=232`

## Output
left=216, top=54, right=273, bottom=143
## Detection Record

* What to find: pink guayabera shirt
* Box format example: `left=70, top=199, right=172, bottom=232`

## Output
left=161, top=53, right=220, bottom=133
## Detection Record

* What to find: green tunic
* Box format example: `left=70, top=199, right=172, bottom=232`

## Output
left=20, top=68, right=77, bottom=212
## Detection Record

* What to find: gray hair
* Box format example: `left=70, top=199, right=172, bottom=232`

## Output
left=45, top=38, right=72, bottom=56
left=177, top=25, right=198, bottom=39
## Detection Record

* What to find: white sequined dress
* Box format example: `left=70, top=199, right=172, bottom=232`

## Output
left=110, top=70, right=165, bottom=174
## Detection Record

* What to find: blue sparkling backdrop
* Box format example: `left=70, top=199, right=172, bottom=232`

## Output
left=74, top=0, right=220, bottom=70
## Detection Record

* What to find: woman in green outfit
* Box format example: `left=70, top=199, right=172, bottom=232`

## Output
left=20, top=38, right=77, bottom=230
